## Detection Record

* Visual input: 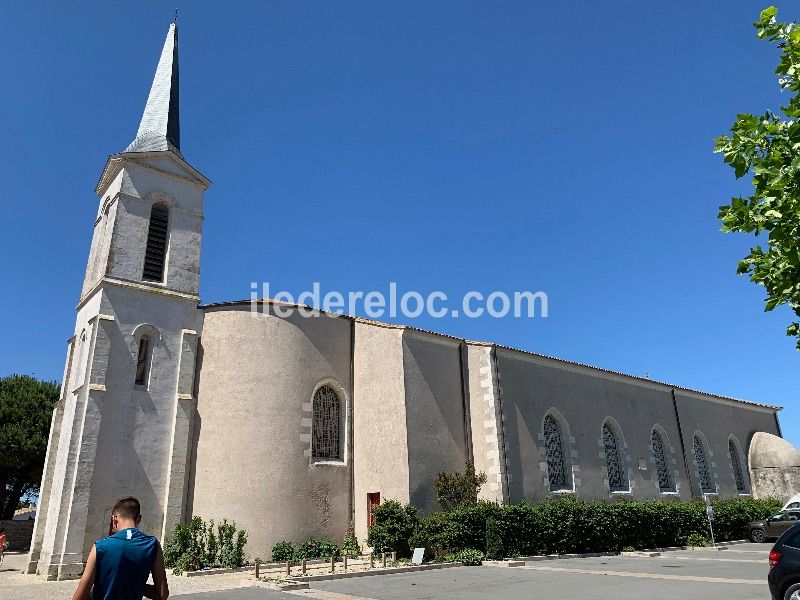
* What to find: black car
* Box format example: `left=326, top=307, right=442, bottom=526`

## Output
left=750, top=510, right=800, bottom=543
left=768, top=523, right=800, bottom=599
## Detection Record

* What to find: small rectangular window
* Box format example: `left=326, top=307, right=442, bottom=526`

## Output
left=135, top=337, right=150, bottom=386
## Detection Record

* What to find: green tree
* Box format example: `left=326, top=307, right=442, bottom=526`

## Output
left=0, top=375, right=59, bottom=518
left=434, top=460, right=488, bottom=511
left=714, top=6, right=800, bottom=349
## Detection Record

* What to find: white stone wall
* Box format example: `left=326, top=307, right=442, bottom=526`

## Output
left=352, top=321, right=410, bottom=545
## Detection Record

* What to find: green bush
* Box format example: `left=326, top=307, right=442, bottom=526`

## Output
left=217, top=519, right=247, bottom=568
left=709, top=497, right=782, bottom=541
left=485, top=517, right=504, bottom=560
left=396, top=496, right=779, bottom=559
left=435, top=460, right=488, bottom=511
left=340, top=530, right=361, bottom=557
left=452, top=548, right=484, bottom=566
left=686, top=533, right=711, bottom=547
left=164, top=517, right=207, bottom=574
left=271, top=541, right=294, bottom=562
left=367, top=500, right=418, bottom=557
left=293, top=536, right=339, bottom=560
left=163, top=516, right=248, bottom=574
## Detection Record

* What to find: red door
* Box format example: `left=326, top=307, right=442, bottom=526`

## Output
left=367, top=492, right=380, bottom=526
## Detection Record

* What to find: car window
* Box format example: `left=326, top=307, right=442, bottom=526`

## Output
left=789, top=515, right=799, bottom=521
left=789, top=503, right=800, bottom=509
left=773, top=513, right=788, bottom=520
left=783, top=527, right=800, bottom=549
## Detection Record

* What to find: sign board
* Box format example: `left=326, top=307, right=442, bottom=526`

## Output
left=412, top=547, right=425, bottom=565
left=706, top=505, right=715, bottom=521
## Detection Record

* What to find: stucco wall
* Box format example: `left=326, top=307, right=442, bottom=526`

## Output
left=190, top=306, right=353, bottom=560
left=402, top=332, right=468, bottom=513
left=352, top=322, right=410, bottom=545
left=495, top=349, right=779, bottom=502
left=674, top=392, right=779, bottom=497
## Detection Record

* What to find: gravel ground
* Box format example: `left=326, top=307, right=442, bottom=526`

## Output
left=0, top=552, right=254, bottom=599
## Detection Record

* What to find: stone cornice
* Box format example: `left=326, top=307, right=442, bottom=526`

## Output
left=95, top=150, right=211, bottom=196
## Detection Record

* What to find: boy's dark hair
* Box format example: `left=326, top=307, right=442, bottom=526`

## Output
left=112, top=496, right=141, bottom=519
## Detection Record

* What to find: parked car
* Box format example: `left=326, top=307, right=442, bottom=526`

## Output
left=749, top=510, right=800, bottom=543
left=768, top=523, right=800, bottom=599
left=784, top=494, right=800, bottom=511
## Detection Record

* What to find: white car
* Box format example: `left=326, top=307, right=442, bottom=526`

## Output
left=783, top=493, right=800, bottom=510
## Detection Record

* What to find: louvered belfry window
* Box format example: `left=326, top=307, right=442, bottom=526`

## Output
left=694, top=435, right=714, bottom=493
left=543, top=415, right=568, bottom=490
left=729, top=439, right=746, bottom=493
left=603, top=422, right=627, bottom=492
left=142, top=204, right=169, bottom=282
left=652, top=429, right=673, bottom=492
left=312, top=385, right=341, bottom=461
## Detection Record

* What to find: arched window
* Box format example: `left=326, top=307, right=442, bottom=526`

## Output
left=602, top=421, right=627, bottom=492
left=693, top=434, right=714, bottom=493
left=142, top=204, right=169, bottom=282
left=543, top=414, right=568, bottom=491
left=135, top=335, right=151, bottom=386
left=312, top=385, right=342, bottom=461
left=729, top=438, right=746, bottom=493
left=651, top=428, right=674, bottom=492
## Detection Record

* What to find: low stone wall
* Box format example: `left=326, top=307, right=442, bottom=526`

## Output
left=0, top=519, right=34, bottom=552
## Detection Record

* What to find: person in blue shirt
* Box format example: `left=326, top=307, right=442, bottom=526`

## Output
left=72, top=496, right=169, bottom=600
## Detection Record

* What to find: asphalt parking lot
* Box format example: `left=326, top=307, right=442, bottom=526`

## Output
left=177, top=542, right=774, bottom=600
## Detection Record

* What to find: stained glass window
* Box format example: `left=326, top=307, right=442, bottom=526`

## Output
left=651, top=429, right=673, bottom=492
left=544, top=415, right=568, bottom=490
left=312, top=385, right=342, bottom=460
left=694, top=435, right=714, bottom=493
left=603, top=422, right=627, bottom=492
left=729, top=439, right=746, bottom=493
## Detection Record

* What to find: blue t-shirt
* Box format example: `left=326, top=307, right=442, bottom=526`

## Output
left=94, top=528, right=158, bottom=600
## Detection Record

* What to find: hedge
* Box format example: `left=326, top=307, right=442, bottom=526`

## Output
left=374, top=496, right=781, bottom=558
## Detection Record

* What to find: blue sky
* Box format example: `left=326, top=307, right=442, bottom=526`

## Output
left=1, top=2, right=797, bottom=443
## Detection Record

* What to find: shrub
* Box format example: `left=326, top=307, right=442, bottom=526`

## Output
left=709, top=497, right=782, bottom=541
left=163, top=517, right=248, bottom=574
left=435, top=460, right=488, bottom=511
left=367, top=500, right=418, bottom=557
left=217, top=519, right=247, bottom=568
left=340, top=530, right=361, bottom=557
left=164, top=516, right=207, bottom=574
left=485, top=517, right=504, bottom=560
left=293, top=536, right=339, bottom=560
left=686, top=533, right=711, bottom=547
left=271, top=541, right=294, bottom=562
left=453, top=548, right=484, bottom=566
left=316, top=538, right=340, bottom=558
left=410, top=511, right=452, bottom=559
left=205, top=520, right=218, bottom=566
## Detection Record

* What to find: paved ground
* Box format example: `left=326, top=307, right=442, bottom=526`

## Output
left=0, top=543, right=776, bottom=600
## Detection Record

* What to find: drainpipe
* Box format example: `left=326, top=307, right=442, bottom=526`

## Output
left=348, top=318, right=355, bottom=527
left=671, top=388, right=695, bottom=498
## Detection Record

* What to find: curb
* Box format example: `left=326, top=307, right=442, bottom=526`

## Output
left=517, top=552, right=618, bottom=561
left=184, top=566, right=252, bottom=577
left=290, top=562, right=463, bottom=582
left=484, top=560, right=525, bottom=567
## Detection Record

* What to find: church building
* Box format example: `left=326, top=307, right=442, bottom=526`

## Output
left=28, top=23, right=784, bottom=579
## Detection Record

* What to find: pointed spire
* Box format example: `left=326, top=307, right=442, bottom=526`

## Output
left=124, top=23, right=181, bottom=154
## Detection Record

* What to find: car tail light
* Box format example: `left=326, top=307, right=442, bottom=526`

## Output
left=769, top=550, right=782, bottom=570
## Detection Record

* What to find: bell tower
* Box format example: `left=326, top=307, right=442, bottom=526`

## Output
left=27, top=22, right=211, bottom=580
